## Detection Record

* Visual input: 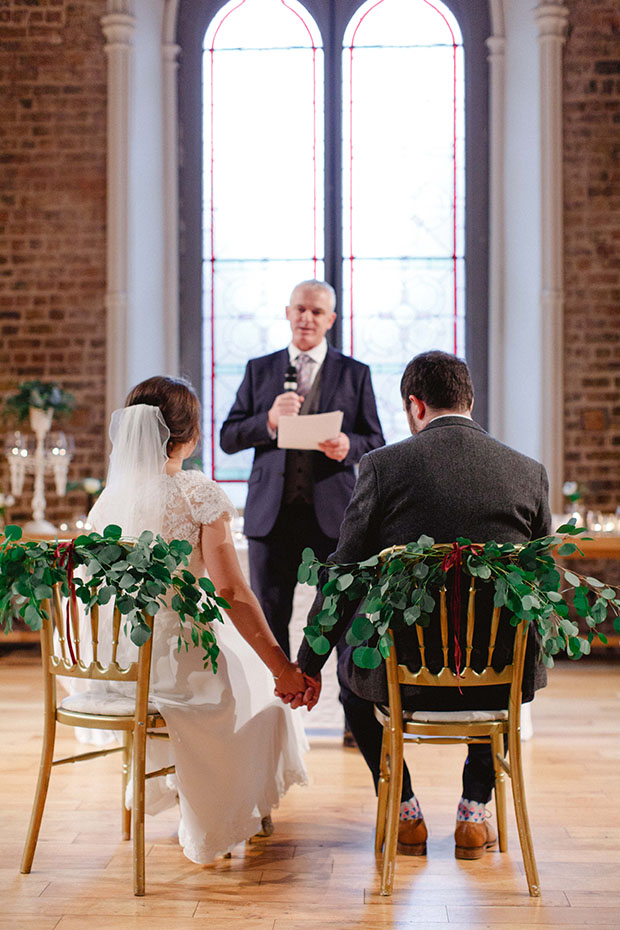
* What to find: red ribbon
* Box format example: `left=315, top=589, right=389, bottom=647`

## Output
left=54, top=541, right=77, bottom=665
left=441, top=542, right=484, bottom=680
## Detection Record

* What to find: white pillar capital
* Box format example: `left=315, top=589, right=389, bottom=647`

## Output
left=163, top=42, right=181, bottom=65
left=535, top=2, right=569, bottom=41
left=486, top=35, right=506, bottom=61
left=101, top=11, right=135, bottom=49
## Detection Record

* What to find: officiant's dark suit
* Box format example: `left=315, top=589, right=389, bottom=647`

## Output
left=297, top=350, right=551, bottom=807
left=220, top=280, right=384, bottom=655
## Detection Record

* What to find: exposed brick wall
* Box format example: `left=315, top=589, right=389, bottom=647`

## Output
left=563, top=1, right=620, bottom=513
left=0, top=0, right=107, bottom=527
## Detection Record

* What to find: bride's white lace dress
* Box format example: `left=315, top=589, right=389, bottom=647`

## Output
left=68, top=470, right=308, bottom=864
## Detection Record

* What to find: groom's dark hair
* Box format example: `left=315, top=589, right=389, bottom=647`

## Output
left=400, top=351, right=473, bottom=412
left=126, top=376, right=201, bottom=454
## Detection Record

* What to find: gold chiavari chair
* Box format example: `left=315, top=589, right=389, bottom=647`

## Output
left=374, top=545, right=539, bottom=898
left=20, top=552, right=173, bottom=896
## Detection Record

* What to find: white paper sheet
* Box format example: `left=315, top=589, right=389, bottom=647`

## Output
left=277, top=410, right=344, bottom=450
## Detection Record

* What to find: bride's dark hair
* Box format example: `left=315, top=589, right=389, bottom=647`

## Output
left=125, top=376, right=201, bottom=455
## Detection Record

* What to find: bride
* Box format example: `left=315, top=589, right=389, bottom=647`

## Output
left=82, top=375, right=310, bottom=864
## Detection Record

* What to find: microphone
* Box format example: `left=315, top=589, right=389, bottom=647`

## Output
left=283, top=364, right=298, bottom=392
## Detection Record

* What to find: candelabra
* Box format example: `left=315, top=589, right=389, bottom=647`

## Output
left=4, top=407, right=74, bottom=535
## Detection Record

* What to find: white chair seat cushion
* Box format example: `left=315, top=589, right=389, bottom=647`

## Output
left=59, top=691, right=158, bottom=716
left=404, top=709, right=508, bottom=723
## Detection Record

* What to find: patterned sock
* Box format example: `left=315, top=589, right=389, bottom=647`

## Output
left=457, top=797, right=487, bottom=823
left=399, top=795, right=422, bottom=821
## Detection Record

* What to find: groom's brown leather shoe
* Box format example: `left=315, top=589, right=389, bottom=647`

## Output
left=397, top=818, right=428, bottom=856
left=454, top=820, right=497, bottom=859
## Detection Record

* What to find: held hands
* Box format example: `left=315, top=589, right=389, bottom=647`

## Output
left=267, top=391, right=303, bottom=431
left=318, top=432, right=350, bottom=462
left=274, top=664, right=321, bottom=711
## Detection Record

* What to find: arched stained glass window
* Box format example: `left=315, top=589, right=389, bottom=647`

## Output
left=342, top=0, right=465, bottom=442
left=178, top=0, right=489, bottom=504
left=203, top=0, right=324, bottom=484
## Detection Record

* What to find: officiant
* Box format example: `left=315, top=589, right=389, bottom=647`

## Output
left=220, top=279, right=385, bottom=657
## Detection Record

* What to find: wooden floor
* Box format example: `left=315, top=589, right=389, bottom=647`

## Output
left=1, top=646, right=619, bottom=930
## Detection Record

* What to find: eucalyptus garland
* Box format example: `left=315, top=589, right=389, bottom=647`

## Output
left=298, top=521, right=620, bottom=670
left=0, top=524, right=230, bottom=672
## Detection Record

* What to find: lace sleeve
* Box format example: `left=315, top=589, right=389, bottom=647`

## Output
left=182, top=472, right=237, bottom=527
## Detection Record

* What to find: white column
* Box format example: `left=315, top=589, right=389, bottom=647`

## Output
left=535, top=1, right=569, bottom=511
left=162, top=2, right=181, bottom=376
left=101, top=1, right=135, bottom=422
left=486, top=1, right=507, bottom=440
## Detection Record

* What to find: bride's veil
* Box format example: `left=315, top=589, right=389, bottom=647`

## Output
left=60, top=405, right=171, bottom=744
left=89, top=404, right=170, bottom=538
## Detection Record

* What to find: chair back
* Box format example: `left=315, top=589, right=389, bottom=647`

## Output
left=379, top=545, right=528, bottom=720
left=38, top=549, right=155, bottom=725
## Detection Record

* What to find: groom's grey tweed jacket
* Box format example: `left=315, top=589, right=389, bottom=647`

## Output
left=298, top=416, right=551, bottom=708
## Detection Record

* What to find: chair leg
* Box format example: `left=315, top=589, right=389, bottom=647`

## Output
left=508, top=724, right=541, bottom=897
left=122, top=730, right=133, bottom=841
left=375, top=727, right=390, bottom=855
left=380, top=729, right=403, bottom=896
left=132, top=725, right=147, bottom=896
left=491, top=729, right=508, bottom=853
left=21, top=715, right=57, bottom=873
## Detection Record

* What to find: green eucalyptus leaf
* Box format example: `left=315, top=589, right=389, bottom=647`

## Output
left=378, top=632, right=393, bottom=659
left=74, top=535, right=95, bottom=547
left=130, top=621, right=152, bottom=647
left=311, top=634, right=331, bottom=655
left=563, top=570, right=581, bottom=587
left=352, top=646, right=382, bottom=669
left=116, top=595, right=135, bottom=615
left=493, top=579, right=508, bottom=607
left=557, top=542, right=577, bottom=556
left=103, top=524, right=122, bottom=540
left=4, top=525, right=23, bottom=541
left=336, top=573, right=355, bottom=591
left=559, top=616, right=579, bottom=637
left=421, top=593, right=435, bottom=613
left=404, top=605, right=421, bottom=625
left=34, top=584, right=53, bottom=600
left=590, top=599, right=607, bottom=623
left=302, top=547, right=316, bottom=563
left=24, top=603, right=42, bottom=629
left=351, top=614, right=376, bottom=642
left=416, top=534, right=435, bottom=549
left=297, top=562, right=311, bottom=584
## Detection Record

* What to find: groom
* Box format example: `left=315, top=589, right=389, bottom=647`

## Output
left=286, top=350, right=551, bottom=860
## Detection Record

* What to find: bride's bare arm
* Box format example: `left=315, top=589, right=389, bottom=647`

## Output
left=199, top=516, right=308, bottom=696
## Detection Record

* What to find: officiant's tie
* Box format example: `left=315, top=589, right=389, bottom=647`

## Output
left=295, top=353, right=313, bottom=398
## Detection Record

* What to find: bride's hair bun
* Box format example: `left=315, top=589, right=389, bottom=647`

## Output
left=125, top=376, right=201, bottom=454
